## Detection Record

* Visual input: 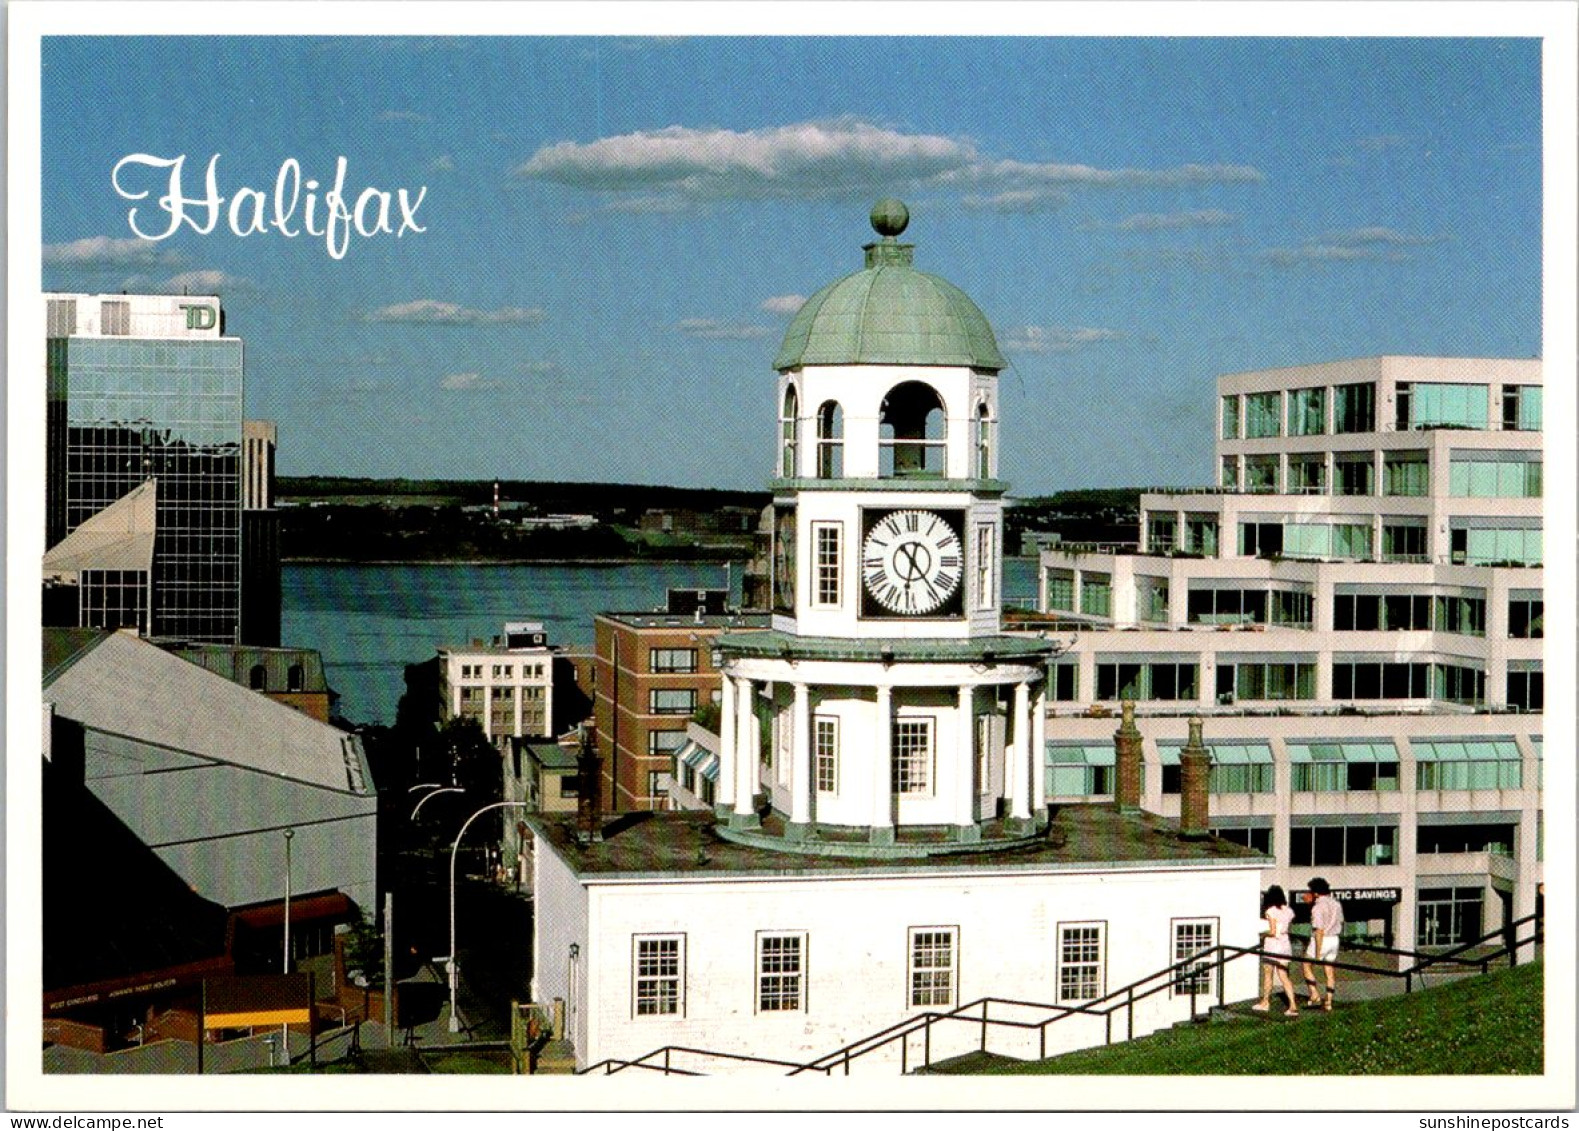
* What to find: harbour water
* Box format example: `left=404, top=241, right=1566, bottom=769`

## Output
left=283, top=557, right=1040, bottom=727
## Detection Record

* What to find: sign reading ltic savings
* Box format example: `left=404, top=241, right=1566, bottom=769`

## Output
left=1294, top=887, right=1403, bottom=904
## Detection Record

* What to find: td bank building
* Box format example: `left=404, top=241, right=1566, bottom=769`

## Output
left=44, top=293, right=250, bottom=644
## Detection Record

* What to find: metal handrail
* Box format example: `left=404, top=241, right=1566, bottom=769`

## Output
left=579, top=1044, right=810, bottom=1076
left=579, top=914, right=1543, bottom=1077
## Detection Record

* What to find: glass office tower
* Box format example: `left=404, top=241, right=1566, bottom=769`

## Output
left=46, top=294, right=244, bottom=643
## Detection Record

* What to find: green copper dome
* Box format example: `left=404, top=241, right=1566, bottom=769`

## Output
left=774, top=202, right=1007, bottom=372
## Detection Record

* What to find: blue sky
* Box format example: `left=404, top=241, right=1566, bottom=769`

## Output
left=40, top=36, right=1542, bottom=493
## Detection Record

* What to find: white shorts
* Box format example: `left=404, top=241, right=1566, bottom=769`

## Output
left=1306, top=936, right=1340, bottom=962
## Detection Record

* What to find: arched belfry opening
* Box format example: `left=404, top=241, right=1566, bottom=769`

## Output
left=975, top=400, right=993, bottom=479
left=880, top=381, right=946, bottom=478
left=780, top=384, right=800, bottom=476
left=816, top=400, right=844, bottom=478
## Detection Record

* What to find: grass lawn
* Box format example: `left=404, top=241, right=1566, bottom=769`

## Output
left=932, top=961, right=1542, bottom=1076
left=422, top=1050, right=513, bottom=1074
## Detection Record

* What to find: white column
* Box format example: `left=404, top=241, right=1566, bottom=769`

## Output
left=1030, top=683, right=1047, bottom=818
left=791, top=682, right=812, bottom=826
left=872, top=685, right=893, bottom=831
left=734, top=676, right=756, bottom=818
left=954, top=685, right=975, bottom=827
left=717, top=672, right=736, bottom=810
left=1009, top=681, right=1031, bottom=820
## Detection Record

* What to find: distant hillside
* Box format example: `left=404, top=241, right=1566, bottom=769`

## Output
left=276, top=477, right=770, bottom=563
left=278, top=477, right=770, bottom=518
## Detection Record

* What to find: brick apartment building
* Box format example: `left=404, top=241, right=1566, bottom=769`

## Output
left=592, top=590, right=767, bottom=811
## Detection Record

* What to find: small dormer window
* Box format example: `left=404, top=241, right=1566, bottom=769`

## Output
left=287, top=663, right=304, bottom=692
left=249, top=664, right=267, bottom=690
left=780, top=385, right=800, bottom=476
left=816, top=400, right=843, bottom=478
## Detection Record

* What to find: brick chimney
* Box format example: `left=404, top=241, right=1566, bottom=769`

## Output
left=1178, top=715, right=1212, bottom=840
left=1113, top=698, right=1143, bottom=814
left=575, top=722, right=604, bottom=844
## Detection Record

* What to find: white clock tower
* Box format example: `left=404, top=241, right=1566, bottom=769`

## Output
left=717, top=200, right=1056, bottom=851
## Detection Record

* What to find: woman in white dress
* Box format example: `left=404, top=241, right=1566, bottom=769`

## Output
left=1253, top=885, right=1300, bottom=1016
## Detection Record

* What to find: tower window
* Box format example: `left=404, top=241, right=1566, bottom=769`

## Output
left=879, top=381, right=946, bottom=478
left=812, top=522, right=841, bottom=607
left=816, top=400, right=844, bottom=478
left=780, top=385, right=800, bottom=476
left=892, top=718, right=934, bottom=794
left=814, top=716, right=839, bottom=793
left=975, top=402, right=993, bottom=477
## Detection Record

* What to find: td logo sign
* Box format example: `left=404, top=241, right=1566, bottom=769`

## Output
left=179, top=303, right=217, bottom=330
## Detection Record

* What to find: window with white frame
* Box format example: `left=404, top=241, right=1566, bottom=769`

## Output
left=649, top=688, right=698, bottom=715
left=648, top=729, right=687, bottom=758
left=649, top=647, right=697, bottom=673
left=1057, top=922, right=1105, bottom=1002
left=892, top=718, right=934, bottom=794
left=632, top=934, right=685, bottom=1017
left=814, top=716, right=839, bottom=793
left=975, top=524, right=995, bottom=609
left=1171, top=918, right=1217, bottom=996
left=813, top=522, right=842, bottom=607
left=756, top=932, right=807, bottom=1012
left=908, top=927, right=958, bottom=1008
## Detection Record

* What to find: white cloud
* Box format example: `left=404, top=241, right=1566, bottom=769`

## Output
left=368, top=299, right=548, bottom=325
left=1088, top=209, right=1238, bottom=232
left=961, top=189, right=1070, bottom=214
left=440, top=372, right=504, bottom=391
left=760, top=294, right=807, bottom=315
left=1260, top=227, right=1446, bottom=266
left=677, top=317, right=775, bottom=341
left=1002, top=326, right=1121, bottom=354
left=1319, top=226, right=1447, bottom=247
left=43, top=235, right=182, bottom=267
left=517, top=118, right=1265, bottom=209
left=120, top=268, right=254, bottom=293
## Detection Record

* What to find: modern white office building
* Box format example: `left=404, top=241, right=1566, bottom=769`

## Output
left=1033, top=356, right=1544, bottom=951
left=529, top=202, right=1266, bottom=1075
left=437, top=621, right=556, bottom=749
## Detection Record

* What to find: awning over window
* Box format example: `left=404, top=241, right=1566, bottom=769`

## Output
left=1286, top=740, right=1398, bottom=763
left=1411, top=738, right=1520, bottom=761
left=674, top=740, right=719, bottom=784
left=1046, top=742, right=1115, bottom=767
left=1158, top=742, right=1272, bottom=765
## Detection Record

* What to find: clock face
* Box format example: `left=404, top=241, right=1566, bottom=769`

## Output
left=861, top=509, right=964, bottom=616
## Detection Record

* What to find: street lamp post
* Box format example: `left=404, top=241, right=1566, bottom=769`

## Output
left=447, top=801, right=530, bottom=1034
left=282, top=827, right=295, bottom=1063
left=411, top=786, right=465, bottom=821
left=283, top=828, right=295, bottom=972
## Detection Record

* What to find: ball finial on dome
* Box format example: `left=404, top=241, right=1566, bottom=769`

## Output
left=870, top=198, right=910, bottom=238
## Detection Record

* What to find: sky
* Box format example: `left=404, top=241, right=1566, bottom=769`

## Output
left=39, top=35, right=1543, bottom=494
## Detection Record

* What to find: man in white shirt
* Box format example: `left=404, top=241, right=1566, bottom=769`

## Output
left=1302, top=877, right=1345, bottom=1010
